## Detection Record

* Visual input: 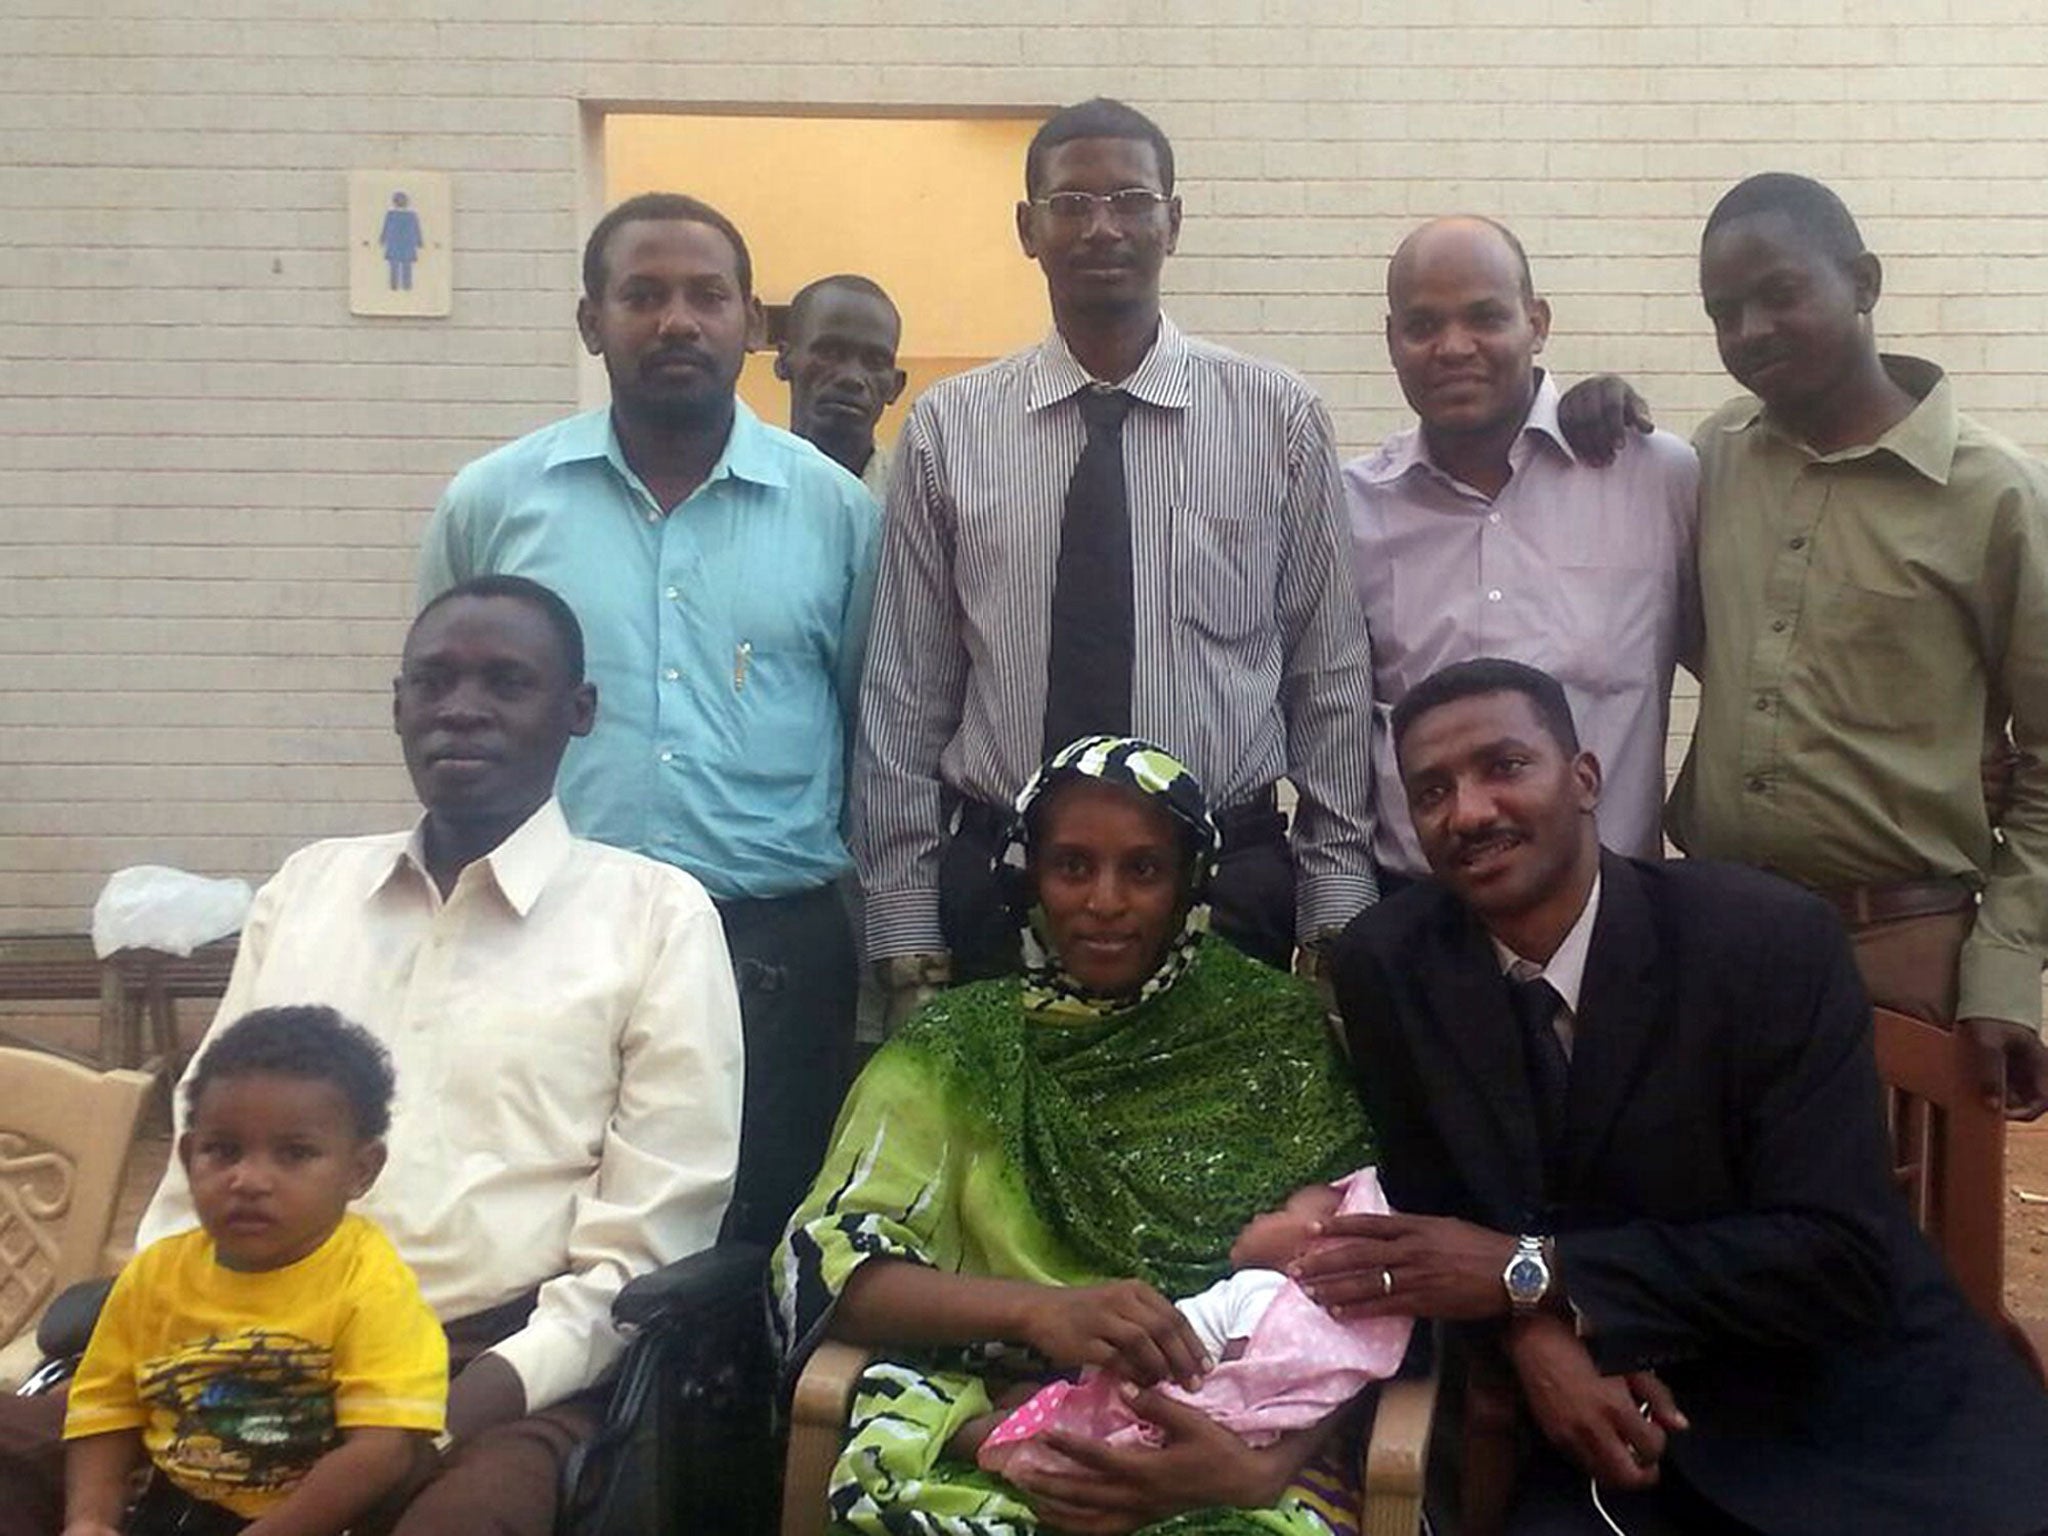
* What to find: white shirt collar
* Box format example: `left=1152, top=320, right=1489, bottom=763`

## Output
left=1492, top=872, right=1601, bottom=1015
left=384, top=797, right=575, bottom=918
left=1359, top=369, right=1576, bottom=489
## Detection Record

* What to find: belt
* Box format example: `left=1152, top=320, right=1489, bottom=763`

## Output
left=955, top=783, right=1283, bottom=849
left=1821, top=877, right=1975, bottom=928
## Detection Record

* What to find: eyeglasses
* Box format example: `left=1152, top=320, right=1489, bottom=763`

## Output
left=1030, top=188, right=1173, bottom=223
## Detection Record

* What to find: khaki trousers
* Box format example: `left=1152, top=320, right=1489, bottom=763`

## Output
left=1844, top=906, right=1973, bottom=1025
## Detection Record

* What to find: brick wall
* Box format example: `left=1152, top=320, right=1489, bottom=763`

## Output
left=6, top=0, right=2046, bottom=927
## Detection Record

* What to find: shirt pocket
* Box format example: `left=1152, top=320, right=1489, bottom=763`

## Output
left=1171, top=503, right=1280, bottom=645
left=721, top=563, right=840, bottom=783
left=1798, top=580, right=1944, bottom=729
left=720, top=639, right=835, bottom=787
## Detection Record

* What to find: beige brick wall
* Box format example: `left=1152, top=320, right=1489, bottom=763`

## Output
left=6, top=1, right=2047, bottom=928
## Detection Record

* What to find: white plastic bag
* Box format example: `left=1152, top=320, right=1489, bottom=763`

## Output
left=90, top=866, right=253, bottom=959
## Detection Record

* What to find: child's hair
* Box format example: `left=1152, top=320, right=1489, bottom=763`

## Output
left=183, top=1005, right=396, bottom=1140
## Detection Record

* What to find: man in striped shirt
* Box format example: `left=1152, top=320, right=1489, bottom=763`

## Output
left=853, top=97, right=1377, bottom=1021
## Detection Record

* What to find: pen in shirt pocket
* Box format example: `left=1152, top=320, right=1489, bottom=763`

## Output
left=733, top=640, right=752, bottom=693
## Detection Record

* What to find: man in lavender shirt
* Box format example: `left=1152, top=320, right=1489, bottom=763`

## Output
left=1345, top=217, right=1699, bottom=886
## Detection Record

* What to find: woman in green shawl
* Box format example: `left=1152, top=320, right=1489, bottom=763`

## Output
left=774, top=736, right=1377, bottom=1535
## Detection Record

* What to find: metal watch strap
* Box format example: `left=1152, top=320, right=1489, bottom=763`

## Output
left=1504, top=1232, right=1552, bottom=1315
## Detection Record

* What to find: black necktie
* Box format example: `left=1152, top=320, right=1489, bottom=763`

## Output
left=1043, top=387, right=1135, bottom=758
left=1508, top=972, right=1571, bottom=1187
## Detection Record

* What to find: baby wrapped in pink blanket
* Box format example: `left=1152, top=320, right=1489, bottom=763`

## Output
left=978, top=1168, right=1413, bottom=1479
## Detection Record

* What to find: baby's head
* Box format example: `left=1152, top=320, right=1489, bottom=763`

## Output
left=1229, top=1182, right=1344, bottom=1271
left=178, top=1005, right=394, bottom=1273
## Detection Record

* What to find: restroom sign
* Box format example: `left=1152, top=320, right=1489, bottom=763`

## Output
left=350, top=170, right=451, bottom=317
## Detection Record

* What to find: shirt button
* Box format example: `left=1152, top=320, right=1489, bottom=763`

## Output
left=1746, top=775, right=1767, bottom=793
left=659, top=749, right=674, bottom=764
left=1487, top=589, right=1503, bottom=602
left=644, top=509, right=660, bottom=524
left=1488, top=512, right=1502, bottom=525
left=1789, top=535, right=1807, bottom=550
left=665, top=586, right=681, bottom=602
left=1754, top=697, right=1770, bottom=711
left=663, top=667, right=680, bottom=681
left=1771, top=618, right=1788, bottom=633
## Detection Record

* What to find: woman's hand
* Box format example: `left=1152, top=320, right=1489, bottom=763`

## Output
left=1010, top=1387, right=1312, bottom=1533
left=1018, top=1280, right=1211, bottom=1389
left=835, top=1263, right=1207, bottom=1388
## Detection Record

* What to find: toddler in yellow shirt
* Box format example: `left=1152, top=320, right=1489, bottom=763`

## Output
left=62, top=1005, right=446, bottom=1536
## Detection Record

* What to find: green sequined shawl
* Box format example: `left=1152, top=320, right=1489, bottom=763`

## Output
left=889, top=935, right=1374, bottom=1298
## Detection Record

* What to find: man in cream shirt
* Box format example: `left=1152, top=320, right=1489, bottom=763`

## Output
left=136, top=574, right=744, bottom=1536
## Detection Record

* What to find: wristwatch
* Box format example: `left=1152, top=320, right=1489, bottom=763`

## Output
left=1503, top=1234, right=1554, bottom=1315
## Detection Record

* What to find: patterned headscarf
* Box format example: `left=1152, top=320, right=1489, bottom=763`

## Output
left=1004, top=735, right=1220, bottom=1019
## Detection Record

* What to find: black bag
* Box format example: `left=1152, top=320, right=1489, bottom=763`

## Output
left=555, top=1244, right=777, bottom=1536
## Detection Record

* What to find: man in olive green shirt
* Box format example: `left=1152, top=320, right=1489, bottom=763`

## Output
left=1661, top=173, right=2048, bottom=1118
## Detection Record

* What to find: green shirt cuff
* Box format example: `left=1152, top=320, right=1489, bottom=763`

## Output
left=1956, top=937, right=2045, bottom=1033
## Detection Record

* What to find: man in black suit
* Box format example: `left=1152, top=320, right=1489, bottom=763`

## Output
left=1298, top=657, right=2048, bottom=1534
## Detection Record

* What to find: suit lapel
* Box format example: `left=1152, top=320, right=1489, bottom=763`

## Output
left=1563, top=852, right=1667, bottom=1191
left=1418, top=898, right=1549, bottom=1223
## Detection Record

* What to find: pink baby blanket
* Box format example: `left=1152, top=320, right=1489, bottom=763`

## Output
left=978, top=1168, right=1414, bottom=1479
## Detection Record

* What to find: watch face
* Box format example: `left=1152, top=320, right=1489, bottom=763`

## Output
left=1506, top=1256, right=1547, bottom=1300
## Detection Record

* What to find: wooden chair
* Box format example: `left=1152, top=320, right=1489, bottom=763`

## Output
left=0, top=1048, right=154, bottom=1351
left=782, top=1337, right=1441, bottom=1536
left=1872, top=1004, right=2048, bottom=1379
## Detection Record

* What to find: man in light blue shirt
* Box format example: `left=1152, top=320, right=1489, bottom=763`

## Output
left=419, top=192, right=880, bottom=1244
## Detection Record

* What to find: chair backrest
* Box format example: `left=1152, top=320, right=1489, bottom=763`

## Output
left=0, top=1048, right=153, bottom=1347
left=1871, top=1005, right=2047, bottom=1380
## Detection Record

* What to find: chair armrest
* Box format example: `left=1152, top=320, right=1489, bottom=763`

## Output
left=1360, top=1327, right=1443, bottom=1536
left=781, top=1341, right=874, bottom=1536
left=610, top=1241, right=767, bottom=1331
left=36, top=1277, right=114, bottom=1359
left=790, top=1339, right=872, bottom=1428
left=1363, top=1371, right=1439, bottom=1497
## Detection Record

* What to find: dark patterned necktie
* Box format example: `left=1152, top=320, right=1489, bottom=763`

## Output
left=1043, top=387, right=1135, bottom=758
left=1508, top=971, right=1570, bottom=1188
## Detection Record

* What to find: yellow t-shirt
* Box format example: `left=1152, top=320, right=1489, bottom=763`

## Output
left=65, top=1212, right=446, bottom=1518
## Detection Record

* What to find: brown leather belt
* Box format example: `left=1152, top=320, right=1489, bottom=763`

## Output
left=1821, top=877, right=1975, bottom=928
